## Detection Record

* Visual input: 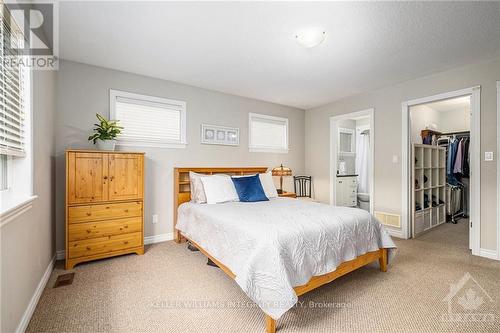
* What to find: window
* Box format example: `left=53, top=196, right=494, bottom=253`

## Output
left=0, top=9, right=26, bottom=155
left=0, top=5, right=34, bottom=218
left=0, top=155, right=9, bottom=191
left=248, top=113, right=289, bottom=153
left=110, top=90, right=187, bottom=148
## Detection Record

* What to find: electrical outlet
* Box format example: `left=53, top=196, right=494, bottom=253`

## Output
left=152, top=214, right=159, bottom=224
left=392, top=155, right=398, bottom=163
left=484, top=152, right=494, bottom=161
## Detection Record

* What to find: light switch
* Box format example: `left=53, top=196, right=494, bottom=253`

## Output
left=484, top=152, right=494, bottom=161
left=392, top=155, right=399, bottom=163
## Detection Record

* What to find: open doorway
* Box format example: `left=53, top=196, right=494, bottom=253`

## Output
left=330, top=109, right=374, bottom=214
left=402, top=87, right=481, bottom=255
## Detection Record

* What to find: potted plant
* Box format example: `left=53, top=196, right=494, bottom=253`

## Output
left=88, top=113, right=123, bottom=151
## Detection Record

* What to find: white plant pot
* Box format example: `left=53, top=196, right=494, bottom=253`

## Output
left=96, top=139, right=116, bottom=151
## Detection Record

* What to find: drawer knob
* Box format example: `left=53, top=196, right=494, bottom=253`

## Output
left=86, top=246, right=91, bottom=250
left=86, top=212, right=92, bottom=216
left=124, top=209, right=129, bottom=213
left=124, top=241, right=129, bottom=245
left=86, top=230, right=91, bottom=233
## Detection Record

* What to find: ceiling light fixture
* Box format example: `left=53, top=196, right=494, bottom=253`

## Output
left=295, top=28, right=326, bottom=48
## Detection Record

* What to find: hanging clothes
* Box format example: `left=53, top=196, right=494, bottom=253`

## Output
left=446, top=139, right=454, bottom=174
left=441, top=132, right=470, bottom=221
left=462, top=138, right=470, bottom=177
left=453, top=139, right=464, bottom=174
left=447, top=139, right=459, bottom=185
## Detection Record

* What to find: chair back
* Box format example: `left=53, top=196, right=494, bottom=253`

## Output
left=294, top=176, right=312, bottom=198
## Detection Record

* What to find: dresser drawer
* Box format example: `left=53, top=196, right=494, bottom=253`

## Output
left=68, top=201, right=142, bottom=224
left=68, top=217, right=142, bottom=241
left=68, top=232, right=142, bottom=259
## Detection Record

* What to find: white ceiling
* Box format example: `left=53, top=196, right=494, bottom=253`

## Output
left=59, top=1, right=500, bottom=109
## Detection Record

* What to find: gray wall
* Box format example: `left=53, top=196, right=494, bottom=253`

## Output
left=1, top=70, right=56, bottom=332
left=305, top=56, right=499, bottom=250
left=409, top=105, right=441, bottom=144
left=55, top=60, right=305, bottom=252
left=439, top=107, right=471, bottom=133
left=410, top=104, right=470, bottom=144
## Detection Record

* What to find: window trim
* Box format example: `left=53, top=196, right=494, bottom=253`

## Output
left=0, top=194, right=37, bottom=228
left=0, top=67, right=35, bottom=218
left=109, top=89, right=187, bottom=149
left=248, top=112, right=289, bottom=153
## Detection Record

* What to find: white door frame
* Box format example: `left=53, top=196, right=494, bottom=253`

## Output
left=330, top=108, right=375, bottom=214
left=401, top=86, right=481, bottom=256
left=497, top=81, right=500, bottom=260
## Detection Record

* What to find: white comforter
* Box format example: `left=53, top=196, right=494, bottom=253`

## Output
left=176, top=198, right=396, bottom=319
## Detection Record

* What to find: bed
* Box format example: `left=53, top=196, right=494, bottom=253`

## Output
left=173, top=167, right=396, bottom=333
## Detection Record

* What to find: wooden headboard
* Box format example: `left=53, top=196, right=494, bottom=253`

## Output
left=173, top=167, right=268, bottom=242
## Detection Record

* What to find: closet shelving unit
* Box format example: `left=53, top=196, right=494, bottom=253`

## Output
left=412, top=144, right=446, bottom=237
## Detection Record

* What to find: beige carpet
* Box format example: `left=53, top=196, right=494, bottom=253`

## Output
left=28, top=219, right=500, bottom=332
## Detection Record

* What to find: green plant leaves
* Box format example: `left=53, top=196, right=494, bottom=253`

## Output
left=88, top=113, right=123, bottom=144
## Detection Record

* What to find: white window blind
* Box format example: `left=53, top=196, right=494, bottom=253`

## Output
left=110, top=90, right=187, bottom=148
left=249, top=113, right=289, bottom=153
left=0, top=8, right=26, bottom=157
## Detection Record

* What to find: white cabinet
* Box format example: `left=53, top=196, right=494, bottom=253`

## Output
left=335, top=176, right=357, bottom=207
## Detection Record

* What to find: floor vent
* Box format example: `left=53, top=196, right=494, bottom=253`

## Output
left=53, top=273, right=75, bottom=288
left=375, top=211, right=401, bottom=228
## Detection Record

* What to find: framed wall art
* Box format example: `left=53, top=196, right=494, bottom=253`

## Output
left=201, top=124, right=240, bottom=146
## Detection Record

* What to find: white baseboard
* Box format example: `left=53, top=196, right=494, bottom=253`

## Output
left=479, top=248, right=499, bottom=261
left=144, top=232, right=174, bottom=245
left=387, top=228, right=406, bottom=239
left=16, top=255, right=55, bottom=333
left=55, top=233, right=174, bottom=259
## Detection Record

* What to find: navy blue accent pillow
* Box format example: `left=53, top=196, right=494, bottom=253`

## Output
left=231, top=174, right=269, bottom=202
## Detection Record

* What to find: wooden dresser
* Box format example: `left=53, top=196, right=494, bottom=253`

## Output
left=65, top=150, right=145, bottom=269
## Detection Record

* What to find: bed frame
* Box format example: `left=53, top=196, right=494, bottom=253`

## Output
left=173, top=167, right=388, bottom=333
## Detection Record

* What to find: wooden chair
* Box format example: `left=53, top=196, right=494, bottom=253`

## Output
left=293, top=175, right=312, bottom=198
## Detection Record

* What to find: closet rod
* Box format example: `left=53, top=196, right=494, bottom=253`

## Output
left=440, top=130, right=470, bottom=136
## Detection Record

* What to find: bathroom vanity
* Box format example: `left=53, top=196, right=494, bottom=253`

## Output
left=335, top=175, right=358, bottom=207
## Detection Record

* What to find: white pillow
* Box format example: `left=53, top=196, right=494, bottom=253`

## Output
left=259, top=172, right=278, bottom=198
left=189, top=172, right=207, bottom=203
left=200, top=174, right=239, bottom=204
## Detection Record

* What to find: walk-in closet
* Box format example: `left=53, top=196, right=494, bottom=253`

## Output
left=409, top=96, right=471, bottom=246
